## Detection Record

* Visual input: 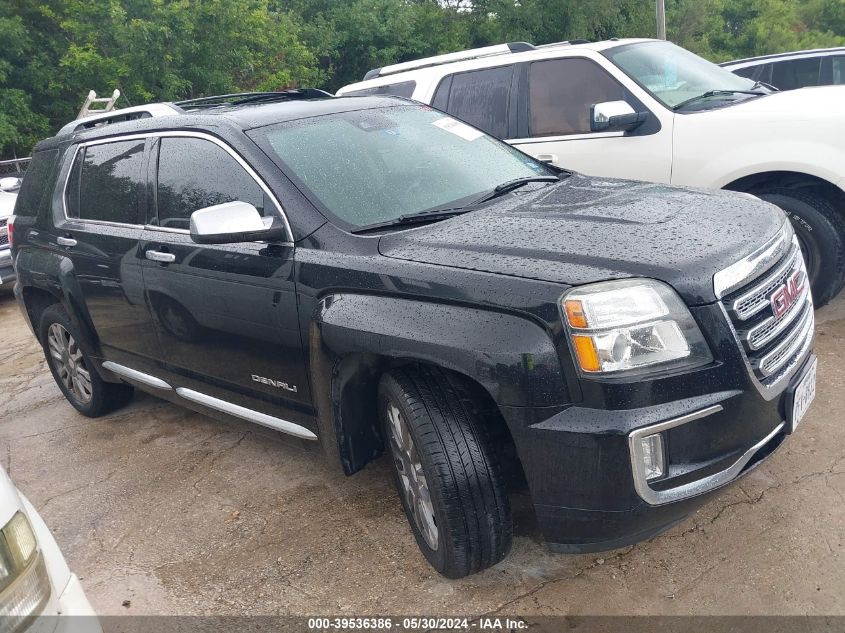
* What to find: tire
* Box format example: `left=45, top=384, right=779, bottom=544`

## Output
left=378, top=365, right=512, bottom=578
left=758, top=189, right=845, bottom=307
left=39, top=304, right=134, bottom=417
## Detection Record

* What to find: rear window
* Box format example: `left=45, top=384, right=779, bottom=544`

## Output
left=13, top=150, right=59, bottom=218
left=431, top=66, right=513, bottom=138
left=343, top=81, right=416, bottom=99
left=66, top=140, right=145, bottom=224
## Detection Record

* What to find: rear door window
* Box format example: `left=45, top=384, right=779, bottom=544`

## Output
left=67, top=140, right=145, bottom=224
left=528, top=58, right=626, bottom=137
left=432, top=66, right=514, bottom=138
left=154, top=137, right=267, bottom=230
left=770, top=58, right=821, bottom=90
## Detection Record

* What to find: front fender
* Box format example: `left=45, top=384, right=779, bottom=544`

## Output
left=315, top=293, right=568, bottom=408
left=308, top=293, right=570, bottom=474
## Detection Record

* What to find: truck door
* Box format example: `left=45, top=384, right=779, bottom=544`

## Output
left=508, top=57, right=672, bottom=183
left=139, top=133, right=312, bottom=426
left=58, top=137, right=163, bottom=373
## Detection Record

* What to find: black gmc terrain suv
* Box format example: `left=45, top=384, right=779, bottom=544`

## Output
left=10, top=92, right=816, bottom=578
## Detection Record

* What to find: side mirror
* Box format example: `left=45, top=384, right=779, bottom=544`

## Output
left=590, top=101, right=649, bottom=133
left=189, top=201, right=286, bottom=245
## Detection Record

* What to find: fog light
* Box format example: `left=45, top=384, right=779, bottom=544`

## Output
left=640, top=433, right=665, bottom=480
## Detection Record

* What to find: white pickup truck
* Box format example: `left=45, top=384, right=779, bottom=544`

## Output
left=338, top=38, right=845, bottom=305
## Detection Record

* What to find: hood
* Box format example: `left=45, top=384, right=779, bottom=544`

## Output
left=725, top=85, right=845, bottom=116
left=378, top=174, right=785, bottom=305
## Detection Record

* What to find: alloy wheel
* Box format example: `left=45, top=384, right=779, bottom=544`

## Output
left=385, top=402, right=439, bottom=550
left=47, top=323, right=93, bottom=404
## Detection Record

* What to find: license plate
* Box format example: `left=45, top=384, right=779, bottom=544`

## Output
left=789, top=358, right=817, bottom=433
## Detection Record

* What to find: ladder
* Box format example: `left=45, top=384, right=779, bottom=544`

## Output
left=76, top=89, right=121, bottom=119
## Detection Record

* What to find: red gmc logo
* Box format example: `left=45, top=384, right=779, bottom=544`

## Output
left=771, top=270, right=805, bottom=318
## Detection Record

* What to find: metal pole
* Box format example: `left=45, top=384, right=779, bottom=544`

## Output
left=656, top=0, right=666, bottom=40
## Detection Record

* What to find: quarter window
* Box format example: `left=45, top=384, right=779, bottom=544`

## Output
left=67, top=140, right=145, bottom=224
left=155, top=137, right=266, bottom=230
left=432, top=66, right=514, bottom=138
left=528, top=58, right=626, bottom=137
left=833, top=56, right=845, bottom=85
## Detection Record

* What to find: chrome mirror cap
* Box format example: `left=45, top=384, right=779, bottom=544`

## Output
left=189, top=201, right=283, bottom=245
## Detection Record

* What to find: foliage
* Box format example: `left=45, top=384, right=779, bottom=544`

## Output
left=2, top=0, right=845, bottom=157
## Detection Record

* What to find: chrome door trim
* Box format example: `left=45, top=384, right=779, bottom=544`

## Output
left=175, top=387, right=317, bottom=440
left=61, top=131, right=294, bottom=243
left=102, top=361, right=172, bottom=390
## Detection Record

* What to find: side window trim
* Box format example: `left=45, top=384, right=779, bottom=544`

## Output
left=62, top=131, right=293, bottom=242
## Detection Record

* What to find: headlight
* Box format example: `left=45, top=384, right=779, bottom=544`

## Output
left=0, top=512, right=51, bottom=632
left=561, top=279, right=712, bottom=377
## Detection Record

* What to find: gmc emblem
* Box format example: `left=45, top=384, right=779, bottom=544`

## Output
left=771, top=270, right=805, bottom=318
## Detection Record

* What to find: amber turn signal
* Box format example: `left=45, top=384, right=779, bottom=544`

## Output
left=572, top=335, right=601, bottom=373
left=564, top=299, right=588, bottom=329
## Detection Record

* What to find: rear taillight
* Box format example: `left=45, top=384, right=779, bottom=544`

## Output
left=6, top=215, right=15, bottom=248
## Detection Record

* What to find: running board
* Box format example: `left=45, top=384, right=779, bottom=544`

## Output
left=175, top=387, right=317, bottom=440
left=102, top=361, right=317, bottom=441
left=102, top=361, right=172, bottom=390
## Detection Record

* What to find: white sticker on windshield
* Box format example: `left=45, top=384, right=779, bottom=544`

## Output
left=432, top=117, right=484, bottom=141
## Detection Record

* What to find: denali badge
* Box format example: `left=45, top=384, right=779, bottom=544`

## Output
left=771, top=270, right=805, bottom=319
left=251, top=374, right=298, bottom=393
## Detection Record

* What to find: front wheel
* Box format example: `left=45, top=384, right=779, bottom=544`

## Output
left=758, top=190, right=845, bottom=307
left=378, top=366, right=512, bottom=578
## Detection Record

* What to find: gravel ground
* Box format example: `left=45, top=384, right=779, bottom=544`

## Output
left=1, top=290, right=843, bottom=617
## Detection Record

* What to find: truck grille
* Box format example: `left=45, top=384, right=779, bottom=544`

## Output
left=0, top=218, right=7, bottom=247
left=722, top=240, right=814, bottom=387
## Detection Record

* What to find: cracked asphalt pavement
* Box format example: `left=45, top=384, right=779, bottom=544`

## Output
left=1, top=291, right=844, bottom=616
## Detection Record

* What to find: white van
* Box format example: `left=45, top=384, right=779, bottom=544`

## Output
left=338, top=39, right=845, bottom=305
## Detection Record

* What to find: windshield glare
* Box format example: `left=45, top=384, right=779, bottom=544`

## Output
left=253, top=105, right=552, bottom=229
left=605, top=41, right=757, bottom=109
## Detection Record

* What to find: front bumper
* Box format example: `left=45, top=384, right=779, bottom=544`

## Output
left=500, top=298, right=814, bottom=553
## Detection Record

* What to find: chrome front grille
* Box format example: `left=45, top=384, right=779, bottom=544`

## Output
left=722, top=239, right=814, bottom=386
left=0, top=218, right=7, bottom=247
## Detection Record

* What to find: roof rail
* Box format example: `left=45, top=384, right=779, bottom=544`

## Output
left=535, top=39, right=589, bottom=48
left=362, top=42, right=536, bottom=80
left=56, top=89, right=332, bottom=137
left=58, top=103, right=182, bottom=136
left=175, top=89, right=332, bottom=110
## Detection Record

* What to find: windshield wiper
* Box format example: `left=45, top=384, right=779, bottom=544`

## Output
left=470, top=176, right=560, bottom=206
left=673, top=89, right=766, bottom=111
left=351, top=208, right=470, bottom=234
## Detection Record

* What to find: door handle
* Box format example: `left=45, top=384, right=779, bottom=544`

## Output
left=57, top=236, right=77, bottom=247
left=145, top=249, right=176, bottom=264
left=536, top=153, right=558, bottom=165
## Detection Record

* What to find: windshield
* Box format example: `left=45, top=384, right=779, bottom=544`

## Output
left=250, top=105, right=553, bottom=229
left=605, top=41, right=758, bottom=109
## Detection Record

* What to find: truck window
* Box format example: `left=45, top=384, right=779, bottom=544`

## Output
left=154, top=137, right=265, bottom=230
left=15, top=149, right=58, bottom=218
left=771, top=58, right=821, bottom=90
left=834, top=57, right=845, bottom=84
left=68, top=140, right=145, bottom=224
left=343, top=81, right=416, bottom=98
left=432, top=66, right=513, bottom=139
left=528, top=58, right=626, bottom=137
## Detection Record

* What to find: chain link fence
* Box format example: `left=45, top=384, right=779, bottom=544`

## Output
left=0, top=157, right=31, bottom=180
